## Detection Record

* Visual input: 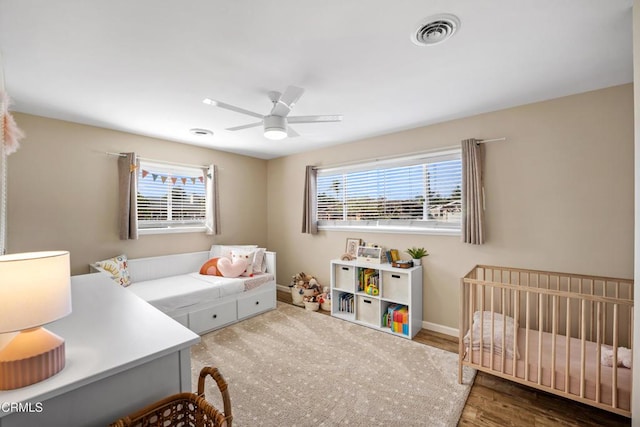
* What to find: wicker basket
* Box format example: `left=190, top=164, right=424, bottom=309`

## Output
left=110, top=367, right=233, bottom=427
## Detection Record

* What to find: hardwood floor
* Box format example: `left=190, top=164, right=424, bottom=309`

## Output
left=277, top=290, right=630, bottom=426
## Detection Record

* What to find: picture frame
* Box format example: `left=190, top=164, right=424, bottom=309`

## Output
left=357, top=246, right=383, bottom=264
left=345, top=238, right=361, bottom=257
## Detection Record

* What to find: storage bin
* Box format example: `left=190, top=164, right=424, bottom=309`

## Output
left=334, top=265, right=355, bottom=291
left=356, top=295, right=380, bottom=326
left=382, top=271, right=409, bottom=303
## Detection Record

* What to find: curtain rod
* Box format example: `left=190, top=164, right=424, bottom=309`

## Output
left=478, top=137, right=506, bottom=144
left=312, top=137, right=506, bottom=171
left=104, top=152, right=209, bottom=169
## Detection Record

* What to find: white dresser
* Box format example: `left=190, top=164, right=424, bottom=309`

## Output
left=0, top=273, right=200, bottom=427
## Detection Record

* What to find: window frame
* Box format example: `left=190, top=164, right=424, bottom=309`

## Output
left=315, top=147, right=462, bottom=235
left=136, top=159, right=208, bottom=235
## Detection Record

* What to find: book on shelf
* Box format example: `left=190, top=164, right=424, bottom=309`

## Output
left=358, top=268, right=379, bottom=292
left=338, top=293, right=355, bottom=313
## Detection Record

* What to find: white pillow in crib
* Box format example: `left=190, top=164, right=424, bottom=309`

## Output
left=464, top=311, right=520, bottom=359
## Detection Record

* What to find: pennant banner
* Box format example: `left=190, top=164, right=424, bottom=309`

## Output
left=140, top=170, right=205, bottom=186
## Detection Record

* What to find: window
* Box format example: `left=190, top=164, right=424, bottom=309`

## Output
left=316, top=148, right=462, bottom=234
left=137, top=160, right=207, bottom=233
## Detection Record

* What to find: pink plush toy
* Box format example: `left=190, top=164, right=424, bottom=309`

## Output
left=231, top=251, right=253, bottom=277
left=216, top=257, right=249, bottom=278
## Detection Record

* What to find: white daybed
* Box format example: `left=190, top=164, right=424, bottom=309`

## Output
left=92, top=247, right=277, bottom=335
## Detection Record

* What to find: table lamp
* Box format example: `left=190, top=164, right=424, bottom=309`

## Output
left=0, top=251, right=72, bottom=390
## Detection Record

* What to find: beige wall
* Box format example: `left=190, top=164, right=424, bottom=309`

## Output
left=6, top=113, right=268, bottom=275
left=267, top=84, right=634, bottom=331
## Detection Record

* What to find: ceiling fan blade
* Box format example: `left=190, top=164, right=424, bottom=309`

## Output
left=287, top=127, right=299, bottom=138
left=287, top=114, right=343, bottom=124
left=270, top=86, right=305, bottom=117
left=203, top=98, right=264, bottom=120
left=279, top=86, right=305, bottom=108
left=226, top=122, right=263, bottom=131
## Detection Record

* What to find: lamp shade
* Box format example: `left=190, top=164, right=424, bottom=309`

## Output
left=0, top=251, right=72, bottom=333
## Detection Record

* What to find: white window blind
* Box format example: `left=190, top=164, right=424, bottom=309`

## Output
left=316, top=149, right=462, bottom=233
left=137, top=160, right=207, bottom=231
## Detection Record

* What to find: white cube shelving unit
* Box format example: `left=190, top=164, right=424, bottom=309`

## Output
left=330, top=259, right=423, bottom=339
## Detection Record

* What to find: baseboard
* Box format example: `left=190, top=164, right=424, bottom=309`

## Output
left=422, top=321, right=458, bottom=337
left=276, top=284, right=290, bottom=293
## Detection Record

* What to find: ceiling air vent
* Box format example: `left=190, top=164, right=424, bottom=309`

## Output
left=412, top=14, right=460, bottom=46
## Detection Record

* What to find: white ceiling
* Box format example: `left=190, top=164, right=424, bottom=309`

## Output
left=0, top=1, right=633, bottom=160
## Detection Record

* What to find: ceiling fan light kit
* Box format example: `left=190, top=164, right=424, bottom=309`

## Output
left=263, top=115, right=287, bottom=140
left=203, top=85, right=343, bottom=140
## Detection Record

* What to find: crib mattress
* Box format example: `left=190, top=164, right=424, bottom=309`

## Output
left=128, top=272, right=275, bottom=313
left=465, top=327, right=631, bottom=411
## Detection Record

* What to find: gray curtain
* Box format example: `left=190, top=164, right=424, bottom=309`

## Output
left=204, top=164, right=220, bottom=235
left=118, top=153, right=139, bottom=240
left=461, top=139, right=485, bottom=244
left=302, top=165, right=318, bottom=234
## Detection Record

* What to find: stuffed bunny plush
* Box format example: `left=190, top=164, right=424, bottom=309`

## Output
left=601, top=345, right=632, bottom=368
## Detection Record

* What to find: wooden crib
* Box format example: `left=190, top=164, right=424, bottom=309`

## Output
left=459, top=265, right=634, bottom=417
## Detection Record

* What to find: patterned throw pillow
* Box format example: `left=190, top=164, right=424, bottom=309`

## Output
left=94, top=254, right=131, bottom=287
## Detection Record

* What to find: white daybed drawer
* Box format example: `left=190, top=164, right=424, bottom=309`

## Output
left=189, top=301, right=237, bottom=334
left=237, top=288, right=276, bottom=319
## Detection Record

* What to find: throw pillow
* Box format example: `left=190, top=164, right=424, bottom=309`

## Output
left=253, top=248, right=266, bottom=273
left=199, top=257, right=223, bottom=276
left=231, top=250, right=254, bottom=277
left=217, top=256, right=249, bottom=278
left=94, top=254, right=131, bottom=287
left=209, top=244, right=257, bottom=259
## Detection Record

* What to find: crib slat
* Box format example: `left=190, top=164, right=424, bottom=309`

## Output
left=612, top=303, right=619, bottom=409
left=490, top=287, right=495, bottom=371
left=602, top=282, right=608, bottom=344
left=551, top=295, right=557, bottom=390
left=469, top=281, right=475, bottom=368
left=589, top=279, right=594, bottom=342
left=513, top=289, right=519, bottom=379
left=479, top=284, right=485, bottom=368
left=565, top=297, right=570, bottom=393
left=458, top=278, right=465, bottom=384
left=629, top=284, right=633, bottom=347
left=538, top=293, right=543, bottom=385
left=580, top=299, right=586, bottom=398
left=596, top=301, right=601, bottom=404
left=501, top=288, right=506, bottom=374
left=525, top=291, right=530, bottom=382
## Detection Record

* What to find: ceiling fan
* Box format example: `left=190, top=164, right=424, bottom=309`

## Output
left=203, top=85, right=343, bottom=140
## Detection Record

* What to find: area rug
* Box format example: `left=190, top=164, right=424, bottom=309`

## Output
left=191, top=302, right=476, bottom=426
